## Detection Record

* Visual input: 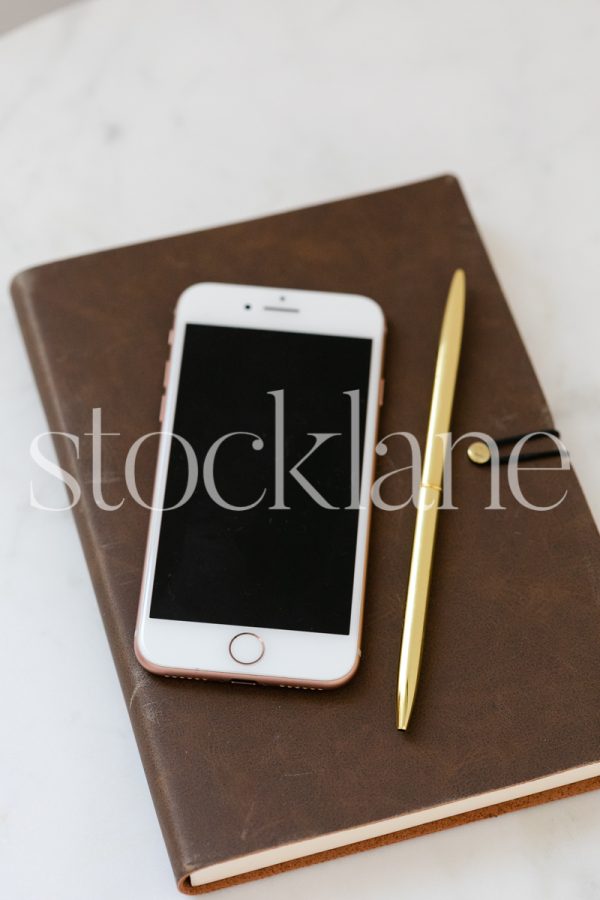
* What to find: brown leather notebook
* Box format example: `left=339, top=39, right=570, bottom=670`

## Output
left=12, top=176, right=600, bottom=894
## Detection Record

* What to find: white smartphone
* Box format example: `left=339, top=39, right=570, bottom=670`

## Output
left=135, top=283, right=385, bottom=688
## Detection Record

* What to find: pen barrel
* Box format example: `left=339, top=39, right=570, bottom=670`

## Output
left=420, top=270, right=466, bottom=489
left=397, top=269, right=465, bottom=729
left=397, top=484, right=441, bottom=727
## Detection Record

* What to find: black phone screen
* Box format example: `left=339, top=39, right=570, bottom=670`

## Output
left=150, top=324, right=372, bottom=634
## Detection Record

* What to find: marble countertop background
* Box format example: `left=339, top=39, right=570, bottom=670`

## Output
left=1, top=2, right=599, bottom=898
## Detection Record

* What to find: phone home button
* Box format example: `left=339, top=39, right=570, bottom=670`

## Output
left=229, top=632, right=264, bottom=665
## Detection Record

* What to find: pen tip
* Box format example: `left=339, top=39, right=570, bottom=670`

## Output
left=396, top=695, right=412, bottom=731
left=452, top=268, right=466, bottom=290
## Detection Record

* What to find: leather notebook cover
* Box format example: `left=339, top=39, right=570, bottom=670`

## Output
left=12, top=176, right=600, bottom=893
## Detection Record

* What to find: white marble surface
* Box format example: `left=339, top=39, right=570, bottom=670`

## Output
left=1, top=1, right=600, bottom=898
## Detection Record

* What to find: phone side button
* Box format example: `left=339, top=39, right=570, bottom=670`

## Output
left=378, top=378, right=385, bottom=407
left=159, top=394, right=166, bottom=422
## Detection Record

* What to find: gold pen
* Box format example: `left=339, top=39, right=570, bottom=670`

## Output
left=396, top=269, right=466, bottom=730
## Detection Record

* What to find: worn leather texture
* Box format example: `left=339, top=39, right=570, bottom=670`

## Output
left=12, top=176, right=600, bottom=893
